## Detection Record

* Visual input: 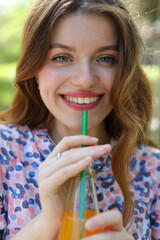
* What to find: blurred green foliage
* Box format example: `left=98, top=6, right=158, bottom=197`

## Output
left=0, top=0, right=33, bottom=63
left=0, top=1, right=34, bottom=110
left=0, top=62, right=16, bottom=111
left=140, top=0, right=160, bottom=22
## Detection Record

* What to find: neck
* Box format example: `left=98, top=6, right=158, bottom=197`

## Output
left=50, top=120, right=109, bottom=145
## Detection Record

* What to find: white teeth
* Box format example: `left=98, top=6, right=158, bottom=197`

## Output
left=64, top=96, right=100, bottom=104
left=78, top=97, right=84, bottom=104
left=91, top=97, right=94, bottom=103
left=73, top=97, right=78, bottom=103
left=84, top=97, right=90, bottom=104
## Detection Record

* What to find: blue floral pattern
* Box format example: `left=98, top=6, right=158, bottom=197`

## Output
left=0, top=124, right=160, bottom=239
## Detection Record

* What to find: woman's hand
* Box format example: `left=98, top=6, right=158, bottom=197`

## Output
left=82, top=210, right=134, bottom=240
left=37, top=135, right=111, bottom=236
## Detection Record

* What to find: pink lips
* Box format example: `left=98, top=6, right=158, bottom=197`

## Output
left=60, top=91, right=104, bottom=111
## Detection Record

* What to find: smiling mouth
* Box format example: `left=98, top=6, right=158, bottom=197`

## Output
left=63, top=95, right=102, bottom=104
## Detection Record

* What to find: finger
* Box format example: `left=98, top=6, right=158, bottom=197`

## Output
left=81, top=228, right=134, bottom=240
left=49, top=135, right=99, bottom=157
left=85, top=210, right=123, bottom=232
left=45, top=143, right=110, bottom=168
left=39, top=144, right=111, bottom=179
left=39, top=155, right=93, bottom=193
left=81, top=232, right=107, bottom=240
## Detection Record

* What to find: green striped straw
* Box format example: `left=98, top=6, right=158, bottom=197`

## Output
left=79, top=110, right=88, bottom=238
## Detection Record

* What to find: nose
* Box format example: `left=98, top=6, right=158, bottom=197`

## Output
left=70, top=60, right=98, bottom=89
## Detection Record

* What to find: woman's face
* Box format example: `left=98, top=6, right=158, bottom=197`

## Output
left=37, top=13, right=118, bottom=135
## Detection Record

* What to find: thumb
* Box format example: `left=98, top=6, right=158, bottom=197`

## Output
left=85, top=210, right=123, bottom=231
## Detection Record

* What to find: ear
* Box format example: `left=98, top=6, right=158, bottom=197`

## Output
left=35, top=76, right=39, bottom=84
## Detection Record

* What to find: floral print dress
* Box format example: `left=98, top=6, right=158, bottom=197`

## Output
left=0, top=124, right=160, bottom=239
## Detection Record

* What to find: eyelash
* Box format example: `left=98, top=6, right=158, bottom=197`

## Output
left=51, top=55, right=72, bottom=62
left=97, top=56, right=117, bottom=64
left=51, top=54, right=117, bottom=65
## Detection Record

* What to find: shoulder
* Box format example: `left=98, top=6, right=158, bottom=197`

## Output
left=0, top=125, right=32, bottom=162
left=0, top=124, right=49, bottom=143
left=0, top=124, right=36, bottom=150
left=0, top=124, right=54, bottom=161
left=0, top=124, right=31, bottom=139
left=132, top=144, right=160, bottom=164
left=130, top=144, right=160, bottom=180
left=0, top=124, right=49, bottom=156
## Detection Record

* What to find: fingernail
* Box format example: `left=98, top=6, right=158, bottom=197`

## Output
left=85, top=218, right=96, bottom=230
left=83, top=156, right=92, bottom=164
left=90, top=137, right=98, bottom=141
left=104, top=144, right=111, bottom=149
left=97, top=144, right=110, bottom=152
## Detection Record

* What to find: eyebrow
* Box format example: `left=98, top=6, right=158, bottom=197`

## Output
left=49, top=43, right=75, bottom=51
left=49, top=42, right=119, bottom=52
left=97, top=45, right=119, bottom=52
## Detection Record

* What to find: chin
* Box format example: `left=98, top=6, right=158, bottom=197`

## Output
left=69, top=124, right=83, bottom=131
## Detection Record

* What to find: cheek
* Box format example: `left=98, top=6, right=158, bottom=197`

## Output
left=102, top=68, right=116, bottom=91
left=38, top=66, right=60, bottom=88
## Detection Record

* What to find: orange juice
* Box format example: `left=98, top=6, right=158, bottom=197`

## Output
left=58, top=209, right=103, bottom=240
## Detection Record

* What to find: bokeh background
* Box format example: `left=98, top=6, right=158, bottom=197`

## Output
left=0, top=0, right=160, bottom=144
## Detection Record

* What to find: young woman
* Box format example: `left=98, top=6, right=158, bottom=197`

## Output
left=0, top=0, right=160, bottom=239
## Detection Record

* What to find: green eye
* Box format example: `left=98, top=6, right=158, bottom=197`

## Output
left=52, top=55, right=71, bottom=62
left=98, top=56, right=116, bottom=63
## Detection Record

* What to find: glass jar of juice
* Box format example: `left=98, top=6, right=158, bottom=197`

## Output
left=58, top=168, right=103, bottom=240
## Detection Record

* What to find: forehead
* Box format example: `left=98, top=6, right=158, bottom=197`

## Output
left=51, top=13, right=118, bottom=46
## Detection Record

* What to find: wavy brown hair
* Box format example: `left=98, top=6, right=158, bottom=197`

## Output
left=0, top=0, right=158, bottom=226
